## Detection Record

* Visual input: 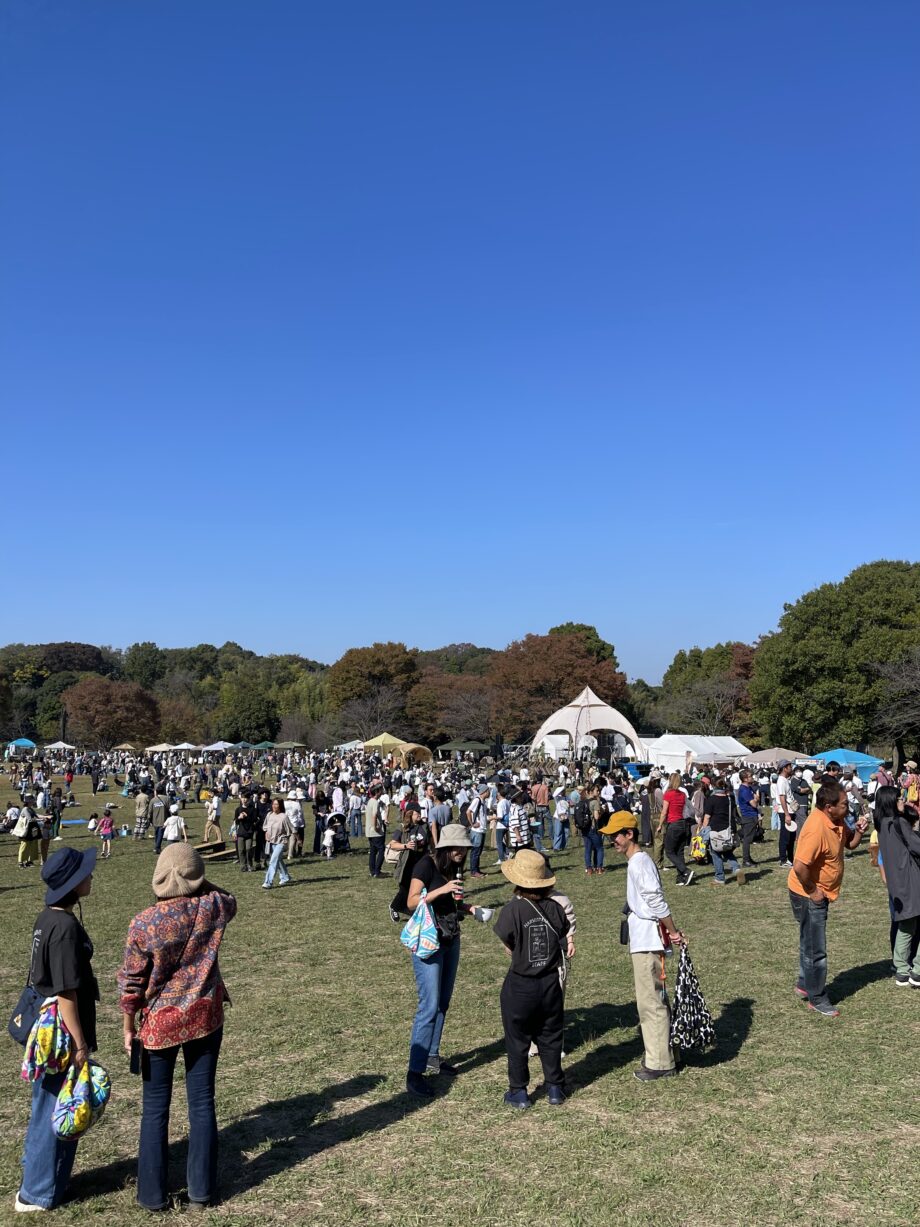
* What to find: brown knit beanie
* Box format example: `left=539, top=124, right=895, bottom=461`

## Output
left=152, top=843, right=206, bottom=900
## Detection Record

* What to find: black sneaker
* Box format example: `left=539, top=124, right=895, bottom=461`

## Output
left=895, top=972, right=911, bottom=987
left=406, top=1072, right=434, bottom=1097
left=547, top=1084, right=568, bottom=1106
left=910, top=972, right=920, bottom=988
left=634, top=1065, right=677, bottom=1081
left=388, top=907, right=400, bottom=924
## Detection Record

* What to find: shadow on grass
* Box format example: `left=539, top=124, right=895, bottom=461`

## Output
left=281, top=876, right=351, bottom=886
left=828, top=959, right=892, bottom=1004
left=681, top=996, right=754, bottom=1068
left=71, top=1072, right=430, bottom=1204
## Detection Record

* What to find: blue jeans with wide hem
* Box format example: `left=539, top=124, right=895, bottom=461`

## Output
left=138, top=1027, right=223, bottom=1210
left=552, top=819, right=569, bottom=851
left=583, top=829, right=604, bottom=870
left=469, top=833, right=484, bottom=874
left=19, top=1068, right=79, bottom=1209
left=408, top=939, right=461, bottom=1073
left=710, top=846, right=740, bottom=882
left=789, top=890, right=831, bottom=1006
left=263, top=841, right=290, bottom=887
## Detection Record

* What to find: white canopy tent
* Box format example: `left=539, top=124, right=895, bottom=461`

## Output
left=203, top=740, right=233, bottom=752
left=644, top=734, right=750, bottom=775
left=146, top=743, right=175, bottom=753
left=172, top=742, right=200, bottom=751
left=529, top=687, right=645, bottom=760
left=44, top=740, right=75, bottom=751
left=335, top=740, right=364, bottom=752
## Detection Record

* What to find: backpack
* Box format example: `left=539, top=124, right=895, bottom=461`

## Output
left=573, top=800, right=592, bottom=835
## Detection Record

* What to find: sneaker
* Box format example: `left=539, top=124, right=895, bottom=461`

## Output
left=503, top=1088, right=532, bottom=1109
left=895, top=972, right=912, bottom=987
left=735, top=870, right=746, bottom=885
left=406, top=1071, right=435, bottom=1097
left=14, top=1193, right=44, bottom=1212
left=388, top=907, right=401, bottom=924
left=633, top=1065, right=677, bottom=1081
left=711, top=879, right=726, bottom=886
left=793, top=985, right=808, bottom=999
left=806, top=1001, right=840, bottom=1018
left=677, top=871, right=694, bottom=886
left=261, top=884, right=272, bottom=890
left=53, top=836, right=63, bottom=842
left=910, top=973, right=920, bottom=988
left=547, top=1084, right=568, bottom=1106
left=780, top=860, right=793, bottom=868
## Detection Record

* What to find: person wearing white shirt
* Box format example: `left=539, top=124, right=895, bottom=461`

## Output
left=601, top=809, right=684, bottom=1081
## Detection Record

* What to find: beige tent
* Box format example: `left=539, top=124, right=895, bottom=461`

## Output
left=114, top=743, right=136, bottom=751
left=395, top=742, right=433, bottom=766
left=529, top=686, right=645, bottom=759
left=363, top=732, right=408, bottom=754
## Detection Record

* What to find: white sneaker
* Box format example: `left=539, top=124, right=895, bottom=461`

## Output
left=53, top=836, right=63, bottom=842
left=15, top=1193, right=45, bottom=1212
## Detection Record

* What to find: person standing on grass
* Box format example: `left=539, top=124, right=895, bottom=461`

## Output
left=98, top=807, right=115, bottom=858
left=119, top=845, right=236, bottom=1212
left=601, top=810, right=684, bottom=1081
left=262, top=797, right=292, bottom=889
left=49, top=788, right=64, bottom=841
left=775, top=760, right=798, bottom=867
left=659, top=773, right=694, bottom=886
left=736, top=770, right=761, bottom=868
left=701, top=777, right=744, bottom=885
left=788, top=780, right=868, bottom=1018
left=203, top=791, right=223, bottom=844
left=428, top=787, right=452, bottom=846
left=365, top=784, right=386, bottom=879
left=150, top=790, right=167, bottom=855
left=873, top=786, right=920, bottom=987
left=134, top=788, right=151, bottom=841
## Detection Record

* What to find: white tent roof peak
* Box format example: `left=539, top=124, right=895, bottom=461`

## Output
left=529, top=687, right=644, bottom=757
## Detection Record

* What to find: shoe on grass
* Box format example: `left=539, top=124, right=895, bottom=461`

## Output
left=427, top=1059, right=458, bottom=1076
left=793, top=985, right=808, bottom=999
left=895, top=972, right=911, bottom=987
left=503, top=1088, right=532, bottom=1109
left=388, top=907, right=400, bottom=923
left=15, top=1192, right=44, bottom=1212
left=633, top=1065, right=677, bottom=1082
left=806, top=1001, right=840, bottom=1018
left=406, top=1071, right=435, bottom=1097
left=910, top=972, right=920, bottom=988
left=547, top=1084, right=568, bottom=1106
left=735, top=870, right=746, bottom=885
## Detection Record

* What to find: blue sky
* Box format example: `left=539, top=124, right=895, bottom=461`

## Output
left=2, top=2, right=917, bottom=681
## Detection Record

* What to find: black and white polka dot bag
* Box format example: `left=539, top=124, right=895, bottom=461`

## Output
left=670, top=945, right=716, bottom=1051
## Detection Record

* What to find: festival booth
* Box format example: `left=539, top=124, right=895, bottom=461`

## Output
left=812, top=747, right=883, bottom=783
left=44, top=740, right=75, bottom=752
left=114, top=743, right=136, bottom=752
left=146, top=743, right=175, bottom=753
left=529, top=687, right=645, bottom=761
left=203, top=740, right=234, bottom=752
left=363, top=732, right=407, bottom=755
left=744, top=747, right=810, bottom=766
left=6, top=737, right=37, bottom=759
left=438, top=738, right=490, bottom=761
left=644, top=734, right=750, bottom=776
left=334, top=740, right=364, bottom=753
left=394, top=742, right=433, bottom=767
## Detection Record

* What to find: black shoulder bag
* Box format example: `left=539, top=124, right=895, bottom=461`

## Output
left=8, top=933, right=44, bottom=1046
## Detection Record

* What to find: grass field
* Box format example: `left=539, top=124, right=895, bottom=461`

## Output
left=0, top=773, right=917, bottom=1227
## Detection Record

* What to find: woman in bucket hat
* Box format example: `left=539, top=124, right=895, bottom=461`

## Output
left=404, top=824, right=488, bottom=1097
left=494, top=849, right=572, bottom=1108
left=15, top=846, right=98, bottom=1212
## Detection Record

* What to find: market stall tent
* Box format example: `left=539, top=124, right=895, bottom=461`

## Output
left=395, top=742, right=433, bottom=766
left=203, top=740, right=234, bottom=752
left=44, top=740, right=75, bottom=751
left=644, top=734, right=750, bottom=775
left=744, top=747, right=811, bottom=766
left=8, top=738, right=36, bottom=749
left=114, top=743, right=136, bottom=752
left=529, top=687, right=644, bottom=760
left=146, top=743, right=175, bottom=753
left=364, top=732, right=408, bottom=753
left=812, top=747, right=883, bottom=783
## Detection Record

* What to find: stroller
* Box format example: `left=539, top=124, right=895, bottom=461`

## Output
left=321, top=814, right=352, bottom=858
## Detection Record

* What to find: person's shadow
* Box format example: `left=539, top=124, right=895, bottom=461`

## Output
left=828, top=959, right=892, bottom=1004
left=71, top=1073, right=433, bottom=1204
left=681, top=996, right=754, bottom=1068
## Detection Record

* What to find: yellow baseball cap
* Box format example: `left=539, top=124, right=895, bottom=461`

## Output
left=598, top=810, right=635, bottom=836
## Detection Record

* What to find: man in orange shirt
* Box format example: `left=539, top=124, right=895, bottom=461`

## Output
left=788, top=780, right=869, bottom=1017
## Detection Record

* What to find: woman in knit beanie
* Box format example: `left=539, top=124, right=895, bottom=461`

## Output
left=117, top=844, right=237, bottom=1211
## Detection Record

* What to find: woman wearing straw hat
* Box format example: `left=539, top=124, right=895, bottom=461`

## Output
left=600, top=809, right=685, bottom=1082
left=15, top=845, right=98, bottom=1212
left=494, top=849, right=572, bottom=1108
left=404, top=823, right=486, bottom=1097
left=118, top=844, right=237, bottom=1211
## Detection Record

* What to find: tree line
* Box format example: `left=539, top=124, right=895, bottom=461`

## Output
left=1, top=561, right=919, bottom=755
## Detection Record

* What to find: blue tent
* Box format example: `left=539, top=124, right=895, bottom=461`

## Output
left=8, top=738, right=36, bottom=749
left=812, top=747, right=883, bottom=783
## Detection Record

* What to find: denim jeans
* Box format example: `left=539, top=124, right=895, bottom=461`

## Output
left=263, top=840, right=290, bottom=886
left=408, top=938, right=461, bottom=1073
left=496, top=827, right=508, bottom=862
left=710, top=845, right=740, bottom=882
left=368, top=836, right=385, bottom=877
left=19, top=1068, right=79, bottom=1208
left=138, top=1027, right=223, bottom=1210
left=154, top=825, right=165, bottom=854
left=583, top=829, right=604, bottom=870
left=552, top=818, right=569, bottom=851
left=349, top=811, right=362, bottom=838
left=789, top=890, right=830, bottom=1006
left=469, top=832, right=484, bottom=874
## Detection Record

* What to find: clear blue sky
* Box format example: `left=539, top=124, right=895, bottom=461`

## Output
left=2, top=2, right=917, bottom=681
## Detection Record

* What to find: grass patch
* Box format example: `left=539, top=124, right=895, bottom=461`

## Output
left=0, top=774, right=915, bottom=1226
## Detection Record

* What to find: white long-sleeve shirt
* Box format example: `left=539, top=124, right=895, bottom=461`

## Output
left=625, top=850, right=670, bottom=953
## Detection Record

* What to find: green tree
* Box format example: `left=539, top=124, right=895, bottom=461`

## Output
left=35, top=672, right=81, bottom=740
left=749, top=561, right=920, bottom=750
left=216, top=666, right=281, bottom=742
left=124, top=642, right=167, bottom=690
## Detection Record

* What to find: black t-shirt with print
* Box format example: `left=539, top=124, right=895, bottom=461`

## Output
left=30, top=907, right=99, bottom=1049
left=494, top=896, right=569, bottom=977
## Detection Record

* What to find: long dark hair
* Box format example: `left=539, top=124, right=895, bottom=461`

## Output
left=433, top=847, right=467, bottom=876
left=874, top=785, right=900, bottom=827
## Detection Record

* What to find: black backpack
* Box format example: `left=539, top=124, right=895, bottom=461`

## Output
left=573, top=799, right=592, bottom=834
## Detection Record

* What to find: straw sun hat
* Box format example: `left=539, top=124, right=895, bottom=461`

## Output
left=501, top=848, right=556, bottom=890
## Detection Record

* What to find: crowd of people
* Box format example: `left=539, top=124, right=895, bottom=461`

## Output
left=6, top=743, right=920, bottom=1211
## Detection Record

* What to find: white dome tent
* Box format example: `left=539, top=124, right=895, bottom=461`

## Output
left=529, top=686, right=645, bottom=761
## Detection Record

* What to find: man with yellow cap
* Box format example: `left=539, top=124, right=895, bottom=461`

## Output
left=600, top=809, right=685, bottom=1081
